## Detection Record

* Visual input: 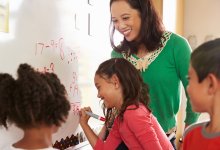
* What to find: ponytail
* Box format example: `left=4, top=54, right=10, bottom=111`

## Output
left=0, top=74, right=16, bottom=128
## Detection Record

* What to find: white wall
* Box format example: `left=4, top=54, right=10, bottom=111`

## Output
left=183, top=0, right=220, bottom=122
left=184, top=0, right=220, bottom=49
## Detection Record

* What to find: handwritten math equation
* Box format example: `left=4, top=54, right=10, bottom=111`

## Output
left=36, top=62, right=55, bottom=73
left=69, top=72, right=79, bottom=97
left=70, top=102, right=80, bottom=115
left=35, top=37, right=78, bottom=62
left=35, top=38, right=80, bottom=100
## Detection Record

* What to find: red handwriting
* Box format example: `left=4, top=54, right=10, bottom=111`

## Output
left=69, top=72, right=79, bottom=96
left=35, top=38, right=79, bottom=65
left=35, top=38, right=65, bottom=60
left=35, top=38, right=80, bottom=106
left=36, top=62, right=55, bottom=73
left=70, top=102, right=80, bottom=115
left=67, top=52, right=78, bottom=64
left=58, top=38, right=65, bottom=60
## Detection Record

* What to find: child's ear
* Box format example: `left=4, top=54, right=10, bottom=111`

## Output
left=111, top=74, right=120, bottom=88
left=207, top=73, right=218, bottom=94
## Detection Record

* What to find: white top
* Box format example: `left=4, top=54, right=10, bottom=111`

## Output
left=2, top=145, right=58, bottom=150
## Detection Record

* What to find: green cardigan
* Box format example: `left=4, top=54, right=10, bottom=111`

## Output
left=111, top=31, right=199, bottom=132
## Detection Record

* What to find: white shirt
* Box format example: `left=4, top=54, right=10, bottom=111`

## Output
left=2, top=145, right=58, bottom=150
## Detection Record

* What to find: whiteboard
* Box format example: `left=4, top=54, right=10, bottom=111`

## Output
left=0, top=0, right=110, bottom=148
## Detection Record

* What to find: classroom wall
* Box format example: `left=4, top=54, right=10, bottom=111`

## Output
left=183, top=0, right=220, bottom=122
left=0, top=0, right=111, bottom=149
left=184, top=0, right=220, bottom=50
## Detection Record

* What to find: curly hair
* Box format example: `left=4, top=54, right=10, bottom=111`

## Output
left=0, top=63, right=70, bottom=129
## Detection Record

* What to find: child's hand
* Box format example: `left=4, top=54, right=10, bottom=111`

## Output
left=79, top=107, right=92, bottom=125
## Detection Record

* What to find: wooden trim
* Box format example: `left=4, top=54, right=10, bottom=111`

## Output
left=153, top=0, right=163, bottom=18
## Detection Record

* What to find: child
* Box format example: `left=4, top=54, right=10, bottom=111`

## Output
left=79, top=58, right=173, bottom=150
left=0, top=63, right=70, bottom=150
left=183, top=38, right=220, bottom=150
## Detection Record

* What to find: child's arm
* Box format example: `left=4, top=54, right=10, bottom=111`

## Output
left=80, top=107, right=121, bottom=149
left=79, top=107, right=99, bottom=147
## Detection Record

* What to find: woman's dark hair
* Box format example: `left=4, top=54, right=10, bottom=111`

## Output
left=96, top=58, right=150, bottom=125
left=110, top=0, right=164, bottom=56
left=191, top=38, right=220, bottom=82
left=0, top=63, right=70, bottom=129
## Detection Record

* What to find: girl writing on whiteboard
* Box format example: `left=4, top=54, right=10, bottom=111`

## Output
left=79, top=58, right=173, bottom=149
left=0, top=63, right=70, bottom=150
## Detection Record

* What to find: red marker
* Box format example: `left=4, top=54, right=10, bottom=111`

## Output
left=85, top=111, right=105, bottom=122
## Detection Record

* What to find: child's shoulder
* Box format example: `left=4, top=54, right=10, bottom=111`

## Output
left=183, top=121, right=209, bottom=138
left=124, top=104, right=151, bottom=117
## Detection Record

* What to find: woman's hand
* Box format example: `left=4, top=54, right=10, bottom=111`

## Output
left=79, top=107, right=92, bottom=126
